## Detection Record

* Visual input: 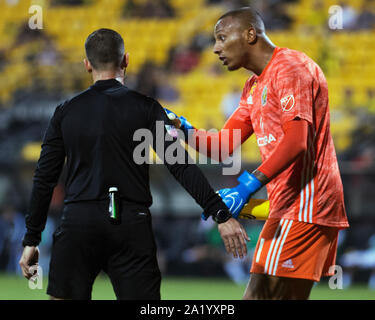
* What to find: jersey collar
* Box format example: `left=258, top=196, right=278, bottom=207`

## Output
left=91, top=78, right=123, bottom=90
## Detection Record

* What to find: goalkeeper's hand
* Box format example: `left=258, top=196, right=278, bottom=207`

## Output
left=164, top=108, right=195, bottom=138
left=202, top=171, right=263, bottom=220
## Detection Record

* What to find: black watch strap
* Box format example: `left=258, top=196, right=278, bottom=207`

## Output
left=212, top=209, right=232, bottom=224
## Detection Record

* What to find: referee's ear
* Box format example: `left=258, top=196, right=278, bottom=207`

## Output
left=121, top=52, right=129, bottom=70
left=83, top=58, right=93, bottom=73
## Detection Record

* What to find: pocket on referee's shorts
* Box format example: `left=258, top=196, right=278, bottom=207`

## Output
left=123, top=207, right=152, bottom=224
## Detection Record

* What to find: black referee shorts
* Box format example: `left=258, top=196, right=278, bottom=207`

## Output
left=47, top=200, right=161, bottom=300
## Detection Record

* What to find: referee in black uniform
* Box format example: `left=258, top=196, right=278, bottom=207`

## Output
left=19, top=29, right=249, bottom=300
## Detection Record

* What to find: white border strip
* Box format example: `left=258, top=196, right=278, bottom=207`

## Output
left=272, top=220, right=294, bottom=275
left=264, top=219, right=284, bottom=274
left=267, top=219, right=289, bottom=274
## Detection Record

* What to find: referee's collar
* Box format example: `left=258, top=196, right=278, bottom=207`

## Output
left=91, top=78, right=123, bottom=90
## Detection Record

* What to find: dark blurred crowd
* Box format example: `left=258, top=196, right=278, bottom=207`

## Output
left=337, top=0, right=375, bottom=30
left=122, top=0, right=175, bottom=19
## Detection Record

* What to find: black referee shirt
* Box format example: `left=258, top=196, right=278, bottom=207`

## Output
left=23, top=79, right=228, bottom=246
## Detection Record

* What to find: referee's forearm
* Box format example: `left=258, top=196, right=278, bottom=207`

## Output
left=23, top=127, right=65, bottom=246
left=167, top=162, right=227, bottom=216
left=152, top=107, right=227, bottom=216
left=23, top=180, right=55, bottom=246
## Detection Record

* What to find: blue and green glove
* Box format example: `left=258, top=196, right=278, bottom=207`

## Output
left=202, top=171, right=263, bottom=221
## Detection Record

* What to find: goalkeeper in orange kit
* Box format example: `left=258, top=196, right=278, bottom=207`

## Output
left=165, top=7, right=349, bottom=300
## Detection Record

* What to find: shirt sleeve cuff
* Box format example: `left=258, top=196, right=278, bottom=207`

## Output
left=203, top=193, right=229, bottom=218
left=22, top=231, right=41, bottom=247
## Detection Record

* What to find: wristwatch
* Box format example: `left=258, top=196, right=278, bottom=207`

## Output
left=212, top=209, right=232, bottom=224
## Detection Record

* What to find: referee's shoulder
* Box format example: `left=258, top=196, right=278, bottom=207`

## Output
left=56, top=88, right=95, bottom=112
left=123, top=87, right=160, bottom=107
left=53, top=86, right=162, bottom=118
left=121, top=87, right=164, bottom=119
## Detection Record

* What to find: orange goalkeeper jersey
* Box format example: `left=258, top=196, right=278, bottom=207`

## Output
left=195, top=47, right=349, bottom=228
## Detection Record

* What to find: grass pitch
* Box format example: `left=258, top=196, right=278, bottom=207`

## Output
left=0, top=273, right=374, bottom=300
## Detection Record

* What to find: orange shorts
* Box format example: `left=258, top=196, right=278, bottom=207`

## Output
left=250, top=218, right=339, bottom=282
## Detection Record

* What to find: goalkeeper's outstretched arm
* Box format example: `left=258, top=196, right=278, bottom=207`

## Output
left=164, top=107, right=253, bottom=161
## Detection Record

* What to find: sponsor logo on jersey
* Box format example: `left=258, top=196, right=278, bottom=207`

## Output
left=261, top=85, right=267, bottom=106
left=257, top=133, right=276, bottom=146
left=281, top=94, right=295, bottom=112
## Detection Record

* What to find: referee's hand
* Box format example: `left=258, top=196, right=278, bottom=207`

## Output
left=19, top=246, right=39, bottom=280
left=218, top=218, right=250, bottom=259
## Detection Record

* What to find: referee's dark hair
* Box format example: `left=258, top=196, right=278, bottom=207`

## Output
left=85, top=28, right=125, bottom=71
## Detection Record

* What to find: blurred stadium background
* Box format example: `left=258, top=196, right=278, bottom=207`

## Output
left=0, top=0, right=375, bottom=299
